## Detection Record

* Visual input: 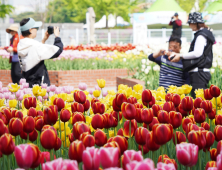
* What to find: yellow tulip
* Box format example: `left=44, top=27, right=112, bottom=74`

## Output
left=22, top=109, right=27, bottom=117
left=132, top=90, right=141, bottom=100
left=93, top=90, right=101, bottom=98
left=36, top=101, right=43, bottom=111
left=53, top=121, right=59, bottom=130
left=109, top=130, right=114, bottom=137
left=66, top=94, right=74, bottom=102
left=118, top=84, right=128, bottom=91
left=176, top=87, right=184, bottom=95
left=97, top=79, right=106, bottom=88
left=107, top=90, right=116, bottom=95
left=61, top=131, right=65, bottom=141
left=218, top=110, right=222, bottom=115
left=180, top=94, right=185, bottom=99
left=182, top=85, right=192, bottom=95
left=90, top=125, right=95, bottom=132
left=89, top=108, right=94, bottom=115
left=32, top=85, right=41, bottom=96
left=0, top=99, right=5, bottom=107
left=157, top=86, right=165, bottom=92
left=23, top=94, right=32, bottom=99
left=86, top=115, right=93, bottom=124
left=212, top=94, right=222, bottom=107
left=125, top=87, right=133, bottom=98
left=58, top=93, right=67, bottom=101
left=60, top=122, right=69, bottom=131
left=65, top=127, right=71, bottom=135
left=133, top=84, right=143, bottom=93
left=9, top=99, right=18, bottom=108
left=38, top=89, right=47, bottom=97
left=83, top=91, right=89, bottom=96
left=195, top=89, right=204, bottom=99
left=9, top=83, right=20, bottom=93
left=156, top=91, right=165, bottom=101
left=63, top=139, right=70, bottom=148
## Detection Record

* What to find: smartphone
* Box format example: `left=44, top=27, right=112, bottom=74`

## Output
left=47, top=26, right=54, bottom=35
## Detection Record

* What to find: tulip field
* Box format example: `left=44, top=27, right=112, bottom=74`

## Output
left=0, top=77, right=222, bottom=170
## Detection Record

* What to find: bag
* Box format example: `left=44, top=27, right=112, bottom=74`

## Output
left=182, top=43, right=212, bottom=72
left=9, top=56, right=12, bottom=63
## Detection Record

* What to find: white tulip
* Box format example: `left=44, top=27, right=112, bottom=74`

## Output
left=210, top=68, right=215, bottom=74
left=141, top=59, right=146, bottom=64
left=212, top=62, right=217, bottom=68
left=144, top=68, right=149, bottom=74
left=123, top=58, right=126, bottom=62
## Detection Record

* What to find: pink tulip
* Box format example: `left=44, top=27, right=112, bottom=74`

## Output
left=61, top=160, right=78, bottom=170
left=0, top=93, right=3, bottom=99
left=126, top=159, right=155, bottom=170
left=82, top=147, right=100, bottom=170
left=16, top=90, right=23, bottom=98
left=89, top=89, right=93, bottom=95
left=15, top=169, right=25, bottom=170
left=176, top=143, right=198, bottom=167
left=50, top=85, right=56, bottom=92
left=47, top=87, right=51, bottom=93
left=217, top=151, right=222, bottom=170
left=79, top=83, right=88, bottom=91
left=156, top=162, right=176, bottom=170
left=42, top=158, right=63, bottom=170
left=9, top=94, right=15, bottom=100
left=95, top=85, right=101, bottom=91
left=208, top=168, right=217, bottom=170
left=55, top=88, right=62, bottom=94
left=99, top=147, right=119, bottom=169
left=14, top=144, right=34, bottom=169
left=104, top=168, right=123, bottom=170
left=23, top=83, right=29, bottom=89
left=103, top=90, right=108, bottom=97
left=43, top=93, right=49, bottom=100
left=2, top=87, right=9, bottom=92
left=4, top=92, right=11, bottom=99
left=19, top=78, right=26, bottom=85
left=18, top=93, right=24, bottom=101
left=122, top=150, right=143, bottom=169
left=41, top=83, right=48, bottom=89
left=38, top=96, right=43, bottom=102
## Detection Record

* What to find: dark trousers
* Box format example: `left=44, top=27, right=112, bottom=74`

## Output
left=189, top=71, right=211, bottom=98
left=11, top=62, right=23, bottom=84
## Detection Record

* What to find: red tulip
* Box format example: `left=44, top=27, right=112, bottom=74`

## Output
left=108, top=113, right=118, bottom=128
left=142, top=89, right=152, bottom=107
left=216, top=115, right=222, bottom=125
left=209, top=109, right=216, bottom=120
left=20, top=130, right=28, bottom=140
left=165, top=93, right=173, bottom=102
left=73, top=122, right=91, bottom=139
left=0, top=119, right=8, bottom=137
left=60, top=109, right=71, bottom=122
left=182, top=117, right=194, bottom=132
left=178, top=103, right=188, bottom=117
left=37, top=111, right=43, bottom=116
left=204, top=89, right=213, bottom=100
left=94, top=129, right=107, bottom=146
left=12, top=110, right=23, bottom=121
left=203, top=130, right=215, bottom=149
left=9, top=117, right=23, bottom=136
left=138, top=144, right=149, bottom=155
left=53, top=98, right=65, bottom=111
left=123, top=119, right=137, bottom=138
left=217, top=141, right=222, bottom=155
left=135, top=108, right=143, bottom=123
left=148, top=117, right=159, bottom=131
left=43, top=105, right=58, bottom=125
left=111, top=111, right=122, bottom=121
left=68, top=133, right=75, bottom=143
left=72, top=112, right=85, bottom=125
left=134, top=103, right=143, bottom=109
left=24, top=97, right=37, bottom=109
left=188, top=130, right=206, bottom=150
left=205, top=161, right=217, bottom=170
left=34, top=116, right=44, bottom=131
left=74, top=91, right=86, bottom=104
left=148, top=96, right=156, bottom=108
left=0, top=134, right=15, bottom=155
left=169, top=111, right=182, bottom=129
left=145, top=131, right=160, bottom=151
left=91, top=114, right=104, bottom=129
left=83, top=99, right=90, bottom=112
left=153, top=124, right=173, bottom=145
left=2, top=108, right=12, bottom=122
left=186, top=123, right=199, bottom=137
left=157, top=110, right=169, bottom=124
left=141, top=108, right=153, bottom=124
left=41, top=125, right=57, bottom=135
left=194, top=108, right=206, bottom=123
left=210, top=85, right=221, bottom=98
left=117, top=128, right=124, bottom=136
left=40, top=128, right=57, bottom=150
left=40, top=152, right=56, bottom=165
left=54, top=137, right=61, bottom=151
left=135, top=127, right=149, bottom=145
left=102, top=113, right=109, bottom=129
left=201, top=100, right=212, bottom=113
left=27, top=107, right=37, bottom=117
left=69, top=140, right=85, bottom=162
left=121, top=102, right=136, bottom=120
left=108, top=135, right=128, bottom=154
left=173, top=131, right=186, bottom=145
left=29, top=129, right=38, bottom=142
left=23, top=116, right=35, bottom=134
left=71, top=102, right=84, bottom=113
left=128, top=97, right=137, bottom=104
left=181, top=96, right=193, bottom=112
left=152, top=104, right=162, bottom=117
left=210, top=148, right=217, bottom=161
left=172, top=94, right=181, bottom=107
left=91, top=98, right=99, bottom=106
left=194, top=97, right=204, bottom=108
left=80, top=133, right=95, bottom=148
left=163, top=101, right=175, bottom=112
left=92, top=102, right=105, bottom=114
left=201, top=122, right=210, bottom=131
left=214, top=125, right=222, bottom=141
left=113, top=94, right=128, bottom=112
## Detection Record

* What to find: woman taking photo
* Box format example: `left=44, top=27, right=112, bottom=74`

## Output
left=5, top=24, right=23, bottom=84
left=18, top=18, right=63, bottom=87
left=169, top=12, right=215, bottom=98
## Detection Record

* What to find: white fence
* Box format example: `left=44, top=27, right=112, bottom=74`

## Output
left=1, top=28, right=222, bottom=46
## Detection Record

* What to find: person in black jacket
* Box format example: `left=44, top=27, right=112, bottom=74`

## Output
left=169, top=12, right=215, bottom=98
left=17, top=18, right=63, bottom=87
left=169, top=13, right=182, bottom=38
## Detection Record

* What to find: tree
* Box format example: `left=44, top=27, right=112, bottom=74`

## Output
left=0, top=0, right=14, bottom=19
left=11, top=12, right=42, bottom=23
left=176, top=0, right=209, bottom=13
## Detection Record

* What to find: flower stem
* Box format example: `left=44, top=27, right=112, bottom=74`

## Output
left=117, top=112, right=120, bottom=131
left=152, top=151, right=155, bottom=165
left=161, top=145, right=164, bottom=162
left=59, top=114, right=61, bottom=156
left=199, top=150, right=201, bottom=170
left=27, top=133, right=29, bottom=143
left=174, top=130, right=177, bottom=146
left=7, top=156, right=10, bottom=170
left=50, top=149, right=53, bottom=161
left=129, top=120, right=131, bottom=149
left=141, top=145, right=144, bottom=157
left=216, top=97, right=218, bottom=115
left=64, top=122, right=66, bottom=157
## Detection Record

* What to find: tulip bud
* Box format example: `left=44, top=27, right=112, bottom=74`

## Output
left=209, top=109, right=216, bottom=120
left=157, top=110, right=170, bottom=124
left=142, top=89, right=152, bottom=107
left=186, top=123, right=199, bottom=137
left=54, top=137, right=61, bottom=151
left=0, top=134, right=15, bottom=155
left=80, top=133, right=95, bottom=148
left=204, top=89, right=213, bottom=100
left=194, top=108, right=206, bottom=123
left=24, top=97, right=37, bottom=109
left=135, top=127, right=149, bottom=145
left=69, top=140, right=86, bottom=162
left=188, top=130, right=206, bottom=150
left=134, top=103, right=143, bottom=109
left=9, top=117, right=23, bottom=136
left=102, top=113, right=110, bottom=129
left=145, top=131, right=160, bottom=151
left=214, top=125, right=222, bottom=141
left=27, top=107, right=37, bottom=117
left=108, top=113, right=118, bottom=128
left=217, top=141, right=222, bottom=156
left=91, top=98, right=99, bottom=106
left=169, top=111, right=182, bottom=129
left=128, top=97, right=137, bottom=104
left=165, top=93, right=173, bottom=102
left=29, top=129, right=38, bottom=142
left=204, top=130, right=215, bottom=149
left=71, top=102, right=84, bottom=113
left=73, top=122, right=91, bottom=140
left=91, top=114, right=104, bottom=129
left=68, top=133, right=75, bottom=143
left=173, top=131, right=186, bottom=145
left=182, top=117, right=194, bottom=132
left=181, top=96, right=193, bottom=112
left=121, top=102, right=136, bottom=120
left=74, top=91, right=86, bottom=104
left=152, top=104, right=162, bottom=117
left=37, top=111, right=43, bottom=116
left=177, top=103, right=188, bottom=117
left=201, top=122, right=210, bottom=131
left=194, top=97, right=204, bottom=108
left=172, top=94, right=181, bottom=107
left=23, top=116, right=35, bottom=134
left=216, top=115, right=222, bottom=125
left=163, top=102, right=175, bottom=112
left=12, top=110, right=23, bottom=121
left=135, top=108, right=143, bottom=123
left=201, top=100, right=212, bottom=113
left=94, top=129, right=107, bottom=146
left=2, top=108, right=12, bottom=122
left=92, top=102, right=105, bottom=114
left=141, top=108, right=154, bottom=124
left=210, top=85, right=221, bottom=98
left=34, top=116, right=44, bottom=131
left=60, top=109, right=71, bottom=122
left=111, top=111, right=122, bottom=121
left=40, top=128, right=57, bottom=150
left=53, top=98, right=65, bottom=111
left=43, top=105, right=58, bottom=125
left=210, top=148, right=217, bottom=161
left=123, top=119, right=137, bottom=138
left=0, top=119, right=8, bottom=137
left=72, top=112, right=85, bottom=125
left=108, top=135, right=128, bottom=154
left=153, top=124, right=173, bottom=145
left=83, top=99, right=90, bottom=112
left=117, top=128, right=124, bottom=136
left=148, top=117, right=159, bottom=131
left=206, top=161, right=217, bottom=170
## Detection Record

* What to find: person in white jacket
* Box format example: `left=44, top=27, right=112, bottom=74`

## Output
left=18, top=18, right=63, bottom=87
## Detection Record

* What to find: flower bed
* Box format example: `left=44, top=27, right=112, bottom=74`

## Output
left=0, top=78, right=221, bottom=170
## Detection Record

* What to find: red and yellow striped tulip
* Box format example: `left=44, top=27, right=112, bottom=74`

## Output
left=68, top=140, right=86, bottom=162
left=153, top=124, right=173, bottom=145
left=71, top=102, right=84, bottom=113
left=74, top=91, right=86, bottom=104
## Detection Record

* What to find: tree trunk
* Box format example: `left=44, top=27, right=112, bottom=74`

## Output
left=106, top=16, right=108, bottom=28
